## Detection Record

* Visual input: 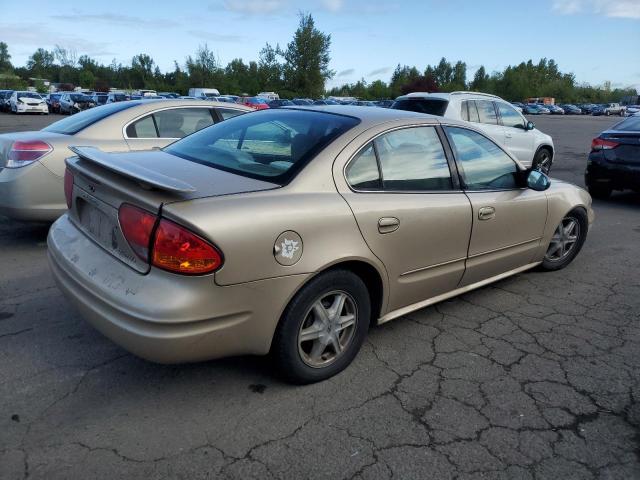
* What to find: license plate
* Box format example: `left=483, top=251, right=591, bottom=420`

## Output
left=78, top=201, right=117, bottom=248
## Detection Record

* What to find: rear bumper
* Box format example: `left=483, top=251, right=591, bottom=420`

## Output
left=0, top=162, right=66, bottom=221
left=585, top=153, right=640, bottom=191
left=47, top=214, right=310, bottom=363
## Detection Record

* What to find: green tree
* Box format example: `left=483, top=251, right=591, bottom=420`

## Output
left=470, top=66, right=489, bottom=91
left=258, top=43, right=283, bottom=92
left=27, top=48, right=55, bottom=77
left=0, top=42, right=12, bottom=72
left=283, top=13, right=333, bottom=98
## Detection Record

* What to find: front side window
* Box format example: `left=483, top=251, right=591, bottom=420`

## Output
left=345, top=143, right=381, bottom=190
left=445, top=126, right=518, bottom=190
left=165, top=109, right=359, bottom=184
left=496, top=102, right=525, bottom=129
left=375, top=127, right=452, bottom=191
left=476, top=100, right=498, bottom=125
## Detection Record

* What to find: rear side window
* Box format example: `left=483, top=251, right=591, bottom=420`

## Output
left=445, top=126, right=517, bottom=190
left=126, top=108, right=216, bottom=139
left=217, top=108, right=246, bottom=120
left=476, top=100, right=498, bottom=125
left=375, top=127, right=452, bottom=191
left=43, top=102, right=139, bottom=135
left=462, top=100, right=480, bottom=123
left=391, top=98, right=449, bottom=116
left=346, top=143, right=381, bottom=190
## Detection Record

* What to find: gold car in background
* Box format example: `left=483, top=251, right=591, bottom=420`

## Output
left=47, top=107, right=593, bottom=383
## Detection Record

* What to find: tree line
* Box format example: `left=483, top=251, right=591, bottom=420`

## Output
left=0, top=13, right=635, bottom=104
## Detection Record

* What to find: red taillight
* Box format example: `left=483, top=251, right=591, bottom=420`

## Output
left=6, top=140, right=52, bottom=168
left=64, top=168, right=74, bottom=209
left=152, top=218, right=223, bottom=275
left=591, top=137, right=619, bottom=151
left=118, top=204, right=158, bottom=261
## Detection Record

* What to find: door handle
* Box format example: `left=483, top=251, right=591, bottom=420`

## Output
left=478, top=206, right=495, bottom=221
left=378, top=217, right=400, bottom=234
left=505, top=133, right=513, bottom=138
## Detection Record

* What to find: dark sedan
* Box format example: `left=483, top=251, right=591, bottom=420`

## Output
left=585, top=115, right=640, bottom=198
left=560, top=104, right=582, bottom=115
left=268, top=99, right=295, bottom=108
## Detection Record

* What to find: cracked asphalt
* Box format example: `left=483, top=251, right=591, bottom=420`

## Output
left=1, top=113, right=639, bottom=480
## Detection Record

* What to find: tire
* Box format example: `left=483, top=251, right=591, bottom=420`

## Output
left=272, top=269, right=371, bottom=384
left=533, top=148, right=553, bottom=174
left=540, top=209, right=588, bottom=271
left=587, top=183, right=612, bottom=199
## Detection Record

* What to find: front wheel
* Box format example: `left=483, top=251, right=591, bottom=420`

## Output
left=533, top=148, right=553, bottom=174
left=540, top=209, right=588, bottom=271
left=272, top=269, right=371, bottom=384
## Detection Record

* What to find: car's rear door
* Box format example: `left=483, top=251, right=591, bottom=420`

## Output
left=443, top=125, right=547, bottom=286
left=338, top=125, right=472, bottom=312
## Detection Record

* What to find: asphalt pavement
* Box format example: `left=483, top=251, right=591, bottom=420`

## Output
left=1, top=112, right=639, bottom=480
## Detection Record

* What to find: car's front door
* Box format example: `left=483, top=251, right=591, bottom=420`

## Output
left=496, top=101, right=534, bottom=165
left=444, top=126, right=548, bottom=286
left=339, top=126, right=473, bottom=312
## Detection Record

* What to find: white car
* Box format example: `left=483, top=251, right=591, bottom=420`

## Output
left=392, top=92, right=555, bottom=172
left=9, top=91, right=49, bottom=115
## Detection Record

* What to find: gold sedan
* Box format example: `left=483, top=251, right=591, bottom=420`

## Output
left=47, top=106, right=593, bottom=383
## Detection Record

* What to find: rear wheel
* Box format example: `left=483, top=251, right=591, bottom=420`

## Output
left=540, top=209, right=588, bottom=271
left=272, top=269, right=371, bottom=384
left=533, top=148, right=553, bottom=174
left=587, top=183, right=612, bottom=199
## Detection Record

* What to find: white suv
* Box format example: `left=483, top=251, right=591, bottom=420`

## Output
left=392, top=92, right=554, bottom=172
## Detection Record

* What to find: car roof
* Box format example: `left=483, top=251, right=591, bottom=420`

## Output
left=396, top=91, right=502, bottom=101
left=283, top=105, right=451, bottom=127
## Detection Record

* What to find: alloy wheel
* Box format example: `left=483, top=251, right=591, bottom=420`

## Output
left=536, top=151, right=552, bottom=174
left=545, top=216, right=580, bottom=262
left=298, top=290, right=357, bottom=368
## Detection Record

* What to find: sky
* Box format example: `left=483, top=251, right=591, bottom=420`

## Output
left=1, top=0, right=639, bottom=91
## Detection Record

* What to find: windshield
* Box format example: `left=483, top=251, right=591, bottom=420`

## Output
left=17, top=92, right=42, bottom=99
left=392, top=98, right=449, bottom=116
left=43, top=101, right=139, bottom=135
left=165, top=109, right=360, bottom=184
left=70, top=94, right=92, bottom=102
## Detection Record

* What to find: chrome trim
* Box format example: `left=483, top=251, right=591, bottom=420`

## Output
left=467, top=237, right=541, bottom=259
left=378, top=261, right=541, bottom=325
left=400, top=256, right=467, bottom=277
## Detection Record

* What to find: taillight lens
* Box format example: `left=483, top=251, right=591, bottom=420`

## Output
left=591, top=137, right=619, bottom=151
left=118, top=204, right=158, bottom=261
left=152, top=219, right=223, bottom=275
left=6, top=140, right=52, bottom=168
left=64, top=168, right=74, bottom=209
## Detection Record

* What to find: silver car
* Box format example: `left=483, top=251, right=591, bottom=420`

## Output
left=0, top=100, right=251, bottom=221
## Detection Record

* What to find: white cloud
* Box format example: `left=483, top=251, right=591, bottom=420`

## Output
left=336, top=68, right=355, bottom=77
left=552, top=0, right=640, bottom=18
left=51, top=12, right=179, bottom=28
left=187, top=30, right=246, bottom=42
left=368, top=66, right=391, bottom=77
left=222, top=0, right=288, bottom=15
left=322, top=0, right=344, bottom=12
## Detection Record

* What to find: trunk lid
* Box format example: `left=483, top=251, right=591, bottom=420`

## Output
left=602, top=130, right=640, bottom=165
left=65, top=147, right=278, bottom=273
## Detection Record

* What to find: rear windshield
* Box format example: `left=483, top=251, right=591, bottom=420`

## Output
left=392, top=98, right=449, bottom=116
left=613, top=116, right=640, bottom=132
left=165, top=109, right=360, bottom=184
left=43, top=101, right=139, bottom=135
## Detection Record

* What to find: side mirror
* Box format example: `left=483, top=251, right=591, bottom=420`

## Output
left=526, top=169, right=550, bottom=191
left=526, top=121, right=535, bottom=131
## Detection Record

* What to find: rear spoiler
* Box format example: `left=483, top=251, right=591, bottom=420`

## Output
left=68, top=146, right=196, bottom=193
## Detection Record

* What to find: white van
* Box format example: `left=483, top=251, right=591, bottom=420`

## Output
left=258, top=92, right=279, bottom=101
left=189, top=88, right=220, bottom=99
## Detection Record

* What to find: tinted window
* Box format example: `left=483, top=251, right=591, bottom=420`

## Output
left=346, top=143, right=381, bottom=190
left=467, top=100, right=480, bottom=123
left=476, top=100, right=498, bottom=125
left=43, top=102, right=139, bottom=135
left=461, top=101, right=469, bottom=121
left=392, top=98, right=449, bottom=116
left=126, top=115, right=157, bottom=138
left=445, top=127, right=518, bottom=190
left=375, top=127, right=452, bottom=191
left=614, top=116, right=640, bottom=132
left=496, top=102, right=524, bottom=128
left=165, top=109, right=359, bottom=184
left=154, top=108, right=214, bottom=138
left=217, top=108, right=246, bottom=120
